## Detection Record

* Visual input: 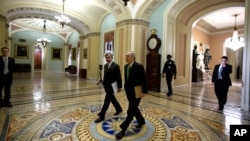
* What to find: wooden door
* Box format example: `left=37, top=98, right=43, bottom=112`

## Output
left=34, top=47, right=42, bottom=70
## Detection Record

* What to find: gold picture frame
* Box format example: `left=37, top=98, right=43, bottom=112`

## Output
left=72, top=48, right=76, bottom=60
left=14, top=44, right=29, bottom=59
left=51, top=48, right=62, bottom=60
left=84, top=48, right=87, bottom=59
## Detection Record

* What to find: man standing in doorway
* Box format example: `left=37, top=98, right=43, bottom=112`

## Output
left=0, top=47, right=15, bottom=107
left=212, top=56, right=232, bottom=111
left=94, top=52, right=123, bottom=123
left=162, top=54, right=177, bottom=96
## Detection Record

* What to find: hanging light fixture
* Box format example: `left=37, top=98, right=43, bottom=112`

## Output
left=224, top=14, right=244, bottom=51
left=122, top=0, right=129, bottom=6
left=55, top=0, right=71, bottom=28
left=37, top=20, right=51, bottom=47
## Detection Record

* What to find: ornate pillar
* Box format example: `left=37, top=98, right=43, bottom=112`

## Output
left=0, top=15, right=8, bottom=48
left=81, top=32, right=100, bottom=79
left=241, top=0, right=250, bottom=111
left=64, top=44, right=69, bottom=68
left=116, top=19, right=149, bottom=80
left=78, top=38, right=87, bottom=78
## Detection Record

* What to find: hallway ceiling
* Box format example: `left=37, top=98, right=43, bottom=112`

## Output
left=1, top=0, right=245, bottom=35
left=198, top=7, right=245, bottom=32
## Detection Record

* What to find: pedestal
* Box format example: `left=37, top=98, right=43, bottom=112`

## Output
left=192, top=68, right=203, bottom=82
left=79, top=69, right=87, bottom=79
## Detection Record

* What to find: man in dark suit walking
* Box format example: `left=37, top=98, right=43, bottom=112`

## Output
left=0, top=47, right=15, bottom=107
left=116, top=51, right=148, bottom=140
left=94, top=52, right=123, bottom=123
left=212, top=56, right=232, bottom=111
left=162, top=54, right=176, bottom=96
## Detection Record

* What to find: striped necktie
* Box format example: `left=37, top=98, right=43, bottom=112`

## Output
left=218, top=65, right=223, bottom=79
left=3, top=57, right=9, bottom=74
left=126, top=66, right=131, bottom=80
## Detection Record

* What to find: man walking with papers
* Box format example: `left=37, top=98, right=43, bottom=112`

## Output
left=94, top=52, right=123, bottom=123
left=116, top=51, right=148, bottom=140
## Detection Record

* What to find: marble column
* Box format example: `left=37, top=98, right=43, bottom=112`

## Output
left=116, top=19, right=149, bottom=80
left=241, top=0, right=250, bottom=111
left=81, top=32, right=100, bottom=79
left=0, top=15, right=8, bottom=48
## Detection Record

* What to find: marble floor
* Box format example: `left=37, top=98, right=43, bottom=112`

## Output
left=0, top=71, right=249, bottom=141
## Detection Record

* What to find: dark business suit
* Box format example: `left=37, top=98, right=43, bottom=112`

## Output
left=120, top=61, right=148, bottom=130
left=212, top=63, right=232, bottom=109
left=162, top=60, right=176, bottom=95
left=98, top=62, right=122, bottom=118
left=0, top=56, right=15, bottom=106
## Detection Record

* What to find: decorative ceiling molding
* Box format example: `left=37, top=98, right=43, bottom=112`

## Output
left=5, top=7, right=89, bottom=35
left=140, top=0, right=165, bottom=20
left=0, top=15, right=7, bottom=22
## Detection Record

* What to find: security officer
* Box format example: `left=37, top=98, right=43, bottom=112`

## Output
left=162, top=54, right=177, bottom=96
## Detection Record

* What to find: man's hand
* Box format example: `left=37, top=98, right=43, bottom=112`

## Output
left=141, top=93, right=145, bottom=98
left=117, top=88, right=121, bottom=92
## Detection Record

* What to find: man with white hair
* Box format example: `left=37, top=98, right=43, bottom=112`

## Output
left=116, top=51, right=148, bottom=140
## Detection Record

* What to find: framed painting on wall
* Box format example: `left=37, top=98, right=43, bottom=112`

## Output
left=104, top=30, right=114, bottom=54
left=72, top=48, right=76, bottom=60
left=14, top=44, right=29, bottom=59
left=51, top=48, right=62, bottom=60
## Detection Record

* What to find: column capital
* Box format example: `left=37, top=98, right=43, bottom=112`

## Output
left=116, top=19, right=149, bottom=27
left=80, top=32, right=100, bottom=40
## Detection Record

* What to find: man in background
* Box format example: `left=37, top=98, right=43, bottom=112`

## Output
left=162, top=54, right=176, bottom=96
left=212, top=56, right=232, bottom=111
left=0, top=47, right=15, bottom=107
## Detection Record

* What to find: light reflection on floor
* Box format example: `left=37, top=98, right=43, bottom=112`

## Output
left=0, top=71, right=249, bottom=141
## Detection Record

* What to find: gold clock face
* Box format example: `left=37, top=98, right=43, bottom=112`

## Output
left=148, top=38, right=157, bottom=50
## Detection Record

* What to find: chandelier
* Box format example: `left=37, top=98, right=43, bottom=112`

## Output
left=122, top=0, right=129, bottom=6
left=224, top=14, right=244, bottom=51
left=55, top=0, right=70, bottom=28
left=37, top=20, right=51, bottom=47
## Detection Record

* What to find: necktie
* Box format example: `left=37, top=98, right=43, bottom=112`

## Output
left=126, top=66, right=131, bottom=80
left=218, top=65, right=223, bottom=79
left=4, top=57, right=9, bottom=74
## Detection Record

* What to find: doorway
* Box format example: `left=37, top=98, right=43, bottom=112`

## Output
left=34, top=47, right=42, bottom=70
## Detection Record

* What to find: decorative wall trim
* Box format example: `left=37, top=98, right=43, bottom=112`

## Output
left=80, top=32, right=100, bottom=40
left=116, top=19, right=149, bottom=27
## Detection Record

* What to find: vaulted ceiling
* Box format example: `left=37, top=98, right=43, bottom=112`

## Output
left=0, top=0, right=245, bottom=37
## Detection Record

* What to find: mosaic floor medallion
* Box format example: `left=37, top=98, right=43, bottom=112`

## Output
left=5, top=101, right=227, bottom=141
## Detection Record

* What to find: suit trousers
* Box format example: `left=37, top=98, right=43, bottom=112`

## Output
left=166, top=74, right=173, bottom=93
left=120, top=98, right=145, bottom=130
left=214, top=80, right=229, bottom=108
left=0, top=73, right=12, bottom=105
left=99, top=83, right=122, bottom=118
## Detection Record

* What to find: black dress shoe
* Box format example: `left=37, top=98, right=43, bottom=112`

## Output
left=116, top=131, right=125, bottom=140
left=135, top=123, right=145, bottom=128
left=218, top=107, right=224, bottom=111
left=94, top=117, right=104, bottom=123
left=3, top=104, right=13, bottom=108
left=114, top=110, right=122, bottom=115
left=167, top=93, right=172, bottom=96
left=119, top=124, right=126, bottom=130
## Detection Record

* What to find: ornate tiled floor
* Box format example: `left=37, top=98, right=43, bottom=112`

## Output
left=0, top=71, right=249, bottom=141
